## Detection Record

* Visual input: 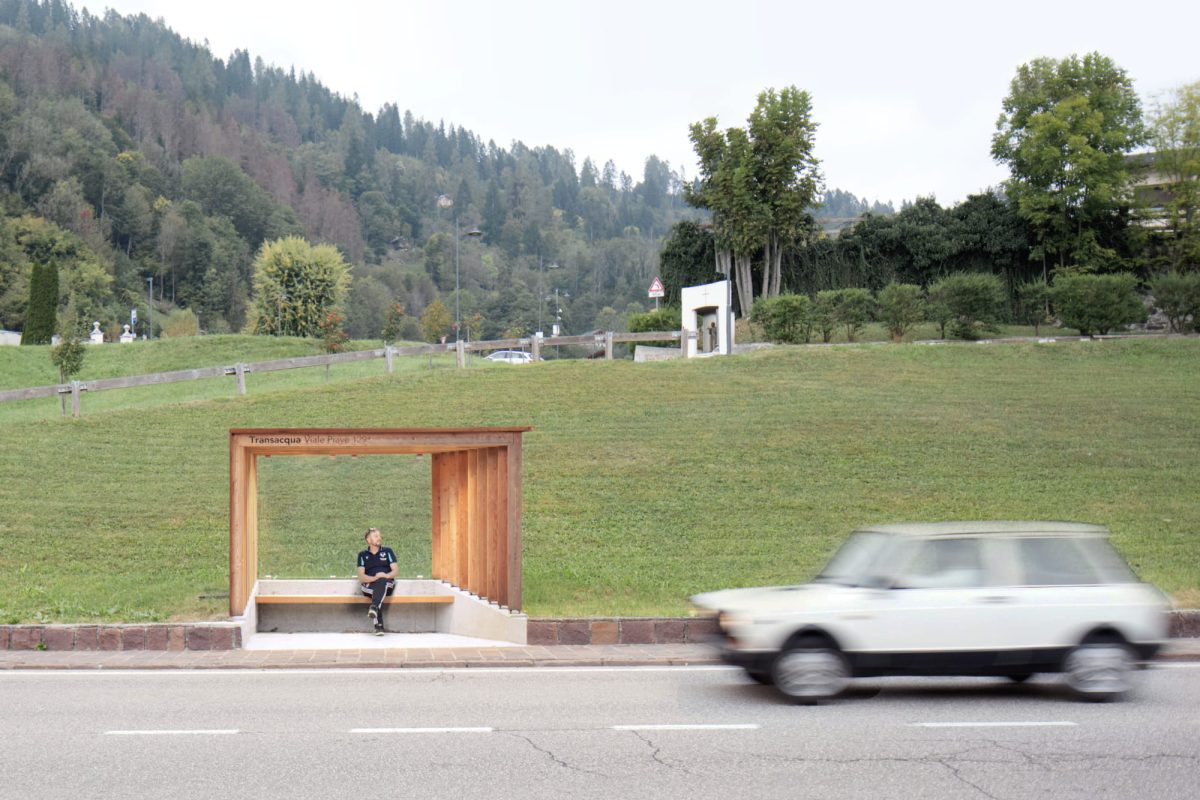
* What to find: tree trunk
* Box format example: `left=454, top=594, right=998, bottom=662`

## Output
left=734, top=253, right=754, bottom=316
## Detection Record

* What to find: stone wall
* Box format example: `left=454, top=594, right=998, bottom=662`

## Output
left=0, top=623, right=241, bottom=651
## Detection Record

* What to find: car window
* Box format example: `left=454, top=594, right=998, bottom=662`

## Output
left=897, top=538, right=987, bottom=589
left=814, top=532, right=894, bottom=586
left=1076, top=537, right=1139, bottom=583
left=1017, top=537, right=1102, bottom=586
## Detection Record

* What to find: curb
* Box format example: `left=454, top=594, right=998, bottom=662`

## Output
left=3, top=610, right=1198, bottom=652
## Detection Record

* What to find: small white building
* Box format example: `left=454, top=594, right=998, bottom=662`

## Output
left=681, top=280, right=735, bottom=357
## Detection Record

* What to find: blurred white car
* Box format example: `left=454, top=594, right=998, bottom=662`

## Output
left=485, top=350, right=535, bottom=364
left=691, top=522, right=1169, bottom=703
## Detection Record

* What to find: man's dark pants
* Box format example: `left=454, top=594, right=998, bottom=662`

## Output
left=361, top=580, right=395, bottom=626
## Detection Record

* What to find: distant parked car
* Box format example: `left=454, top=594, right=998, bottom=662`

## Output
left=486, top=350, right=536, bottom=364
left=691, top=521, right=1168, bottom=703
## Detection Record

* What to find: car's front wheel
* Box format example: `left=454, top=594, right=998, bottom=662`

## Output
left=1063, top=640, right=1135, bottom=701
left=771, top=640, right=850, bottom=704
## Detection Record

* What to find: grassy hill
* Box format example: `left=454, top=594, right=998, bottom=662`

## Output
left=0, top=335, right=459, bottom=424
left=1, top=336, right=1197, bottom=623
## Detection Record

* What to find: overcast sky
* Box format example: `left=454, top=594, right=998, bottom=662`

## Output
left=91, top=0, right=1199, bottom=207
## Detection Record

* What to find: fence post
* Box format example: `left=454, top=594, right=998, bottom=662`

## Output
left=605, top=331, right=614, bottom=360
left=70, top=380, right=81, bottom=418
left=385, top=345, right=394, bottom=374
left=531, top=335, right=541, bottom=362
left=235, top=363, right=247, bottom=395
left=456, top=339, right=466, bottom=368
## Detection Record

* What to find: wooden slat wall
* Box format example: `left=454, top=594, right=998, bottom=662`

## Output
left=428, top=446, right=514, bottom=605
left=487, top=450, right=506, bottom=606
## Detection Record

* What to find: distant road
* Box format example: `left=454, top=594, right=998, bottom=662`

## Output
left=2, top=665, right=1198, bottom=799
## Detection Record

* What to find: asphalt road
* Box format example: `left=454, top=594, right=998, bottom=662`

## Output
left=2, top=664, right=1198, bottom=799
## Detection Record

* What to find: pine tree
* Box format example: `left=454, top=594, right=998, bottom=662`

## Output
left=21, top=259, right=58, bottom=345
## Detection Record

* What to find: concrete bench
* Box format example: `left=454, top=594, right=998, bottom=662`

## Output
left=250, top=579, right=526, bottom=641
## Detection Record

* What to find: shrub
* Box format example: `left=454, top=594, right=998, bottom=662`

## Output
left=1052, top=273, right=1146, bottom=335
left=1016, top=280, right=1052, bottom=335
left=1150, top=272, right=1200, bottom=333
left=627, top=307, right=679, bottom=334
left=876, top=283, right=925, bottom=342
left=50, top=307, right=87, bottom=383
left=628, top=307, right=680, bottom=348
left=21, top=259, right=58, bottom=345
left=813, top=291, right=839, bottom=343
left=318, top=310, right=349, bottom=353
left=751, top=294, right=811, bottom=344
left=160, top=308, right=199, bottom=337
left=927, top=272, right=1007, bottom=339
left=831, top=288, right=874, bottom=342
left=381, top=302, right=406, bottom=344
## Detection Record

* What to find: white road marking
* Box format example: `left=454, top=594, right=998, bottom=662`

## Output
left=612, top=724, right=760, bottom=731
left=911, top=721, right=1077, bottom=728
left=350, top=727, right=493, bottom=734
left=1154, top=663, right=1200, bottom=669
left=104, top=729, right=239, bottom=735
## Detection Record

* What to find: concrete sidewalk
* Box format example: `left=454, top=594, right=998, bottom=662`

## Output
left=1, top=638, right=1197, bottom=671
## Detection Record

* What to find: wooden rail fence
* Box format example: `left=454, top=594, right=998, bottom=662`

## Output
left=0, top=331, right=686, bottom=417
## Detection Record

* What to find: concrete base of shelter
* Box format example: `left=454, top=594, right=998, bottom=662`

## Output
left=252, top=579, right=527, bottom=644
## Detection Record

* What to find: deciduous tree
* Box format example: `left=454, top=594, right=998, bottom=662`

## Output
left=251, top=236, right=350, bottom=337
left=992, top=53, right=1146, bottom=276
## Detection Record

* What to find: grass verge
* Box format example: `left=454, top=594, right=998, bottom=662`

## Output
left=0, top=336, right=1196, bottom=622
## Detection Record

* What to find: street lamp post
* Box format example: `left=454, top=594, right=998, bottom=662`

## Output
left=146, top=276, right=153, bottom=340
left=436, top=194, right=481, bottom=342
left=537, top=259, right=560, bottom=337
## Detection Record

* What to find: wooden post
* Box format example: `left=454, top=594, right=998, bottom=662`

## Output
left=456, top=339, right=466, bottom=368
left=70, top=381, right=81, bottom=418
left=385, top=346, right=394, bottom=374
left=605, top=331, right=614, bottom=360
left=235, top=363, right=247, bottom=395
left=531, top=335, right=541, bottom=362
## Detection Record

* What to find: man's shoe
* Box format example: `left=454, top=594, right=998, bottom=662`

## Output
left=367, top=606, right=377, bottom=620
left=374, top=623, right=385, bottom=637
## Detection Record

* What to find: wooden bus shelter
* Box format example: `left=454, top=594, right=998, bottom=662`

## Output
left=228, top=427, right=531, bottom=617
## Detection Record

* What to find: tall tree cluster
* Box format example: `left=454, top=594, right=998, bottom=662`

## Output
left=685, top=87, right=822, bottom=313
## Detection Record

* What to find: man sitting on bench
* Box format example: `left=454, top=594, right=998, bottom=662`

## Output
left=357, top=527, right=398, bottom=635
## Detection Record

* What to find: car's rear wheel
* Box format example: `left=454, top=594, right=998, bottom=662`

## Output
left=771, top=640, right=850, bottom=704
left=1006, top=673, right=1034, bottom=683
left=1063, top=639, right=1135, bottom=701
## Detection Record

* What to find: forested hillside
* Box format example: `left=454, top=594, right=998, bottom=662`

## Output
left=0, top=0, right=703, bottom=341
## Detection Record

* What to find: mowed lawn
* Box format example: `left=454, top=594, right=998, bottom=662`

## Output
left=0, top=337, right=1196, bottom=623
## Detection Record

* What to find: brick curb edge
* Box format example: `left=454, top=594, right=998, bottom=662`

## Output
left=2, top=610, right=1197, bottom=651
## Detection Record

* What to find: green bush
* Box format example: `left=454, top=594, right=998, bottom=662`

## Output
left=1016, top=280, right=1052, bottom=335
left=21, top=259, right=58, bottom=345
left=160, top=308, right=200, bottom=338
left=928, top=272, right=1007, bottom=339
left=813, top=290, right=839, bottom=343
left=831, top=288, right=874, bottom=342
left=751, top=294, right=812, bottom=344
left=875, top=283, right=924, bottom=342
left=1150, top=272, right=1200, bottom=333
left=1052, top=273, right=1146, bottom=335
left=627, top=307, right=680, bottom=351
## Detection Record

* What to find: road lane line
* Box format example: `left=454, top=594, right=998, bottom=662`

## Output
left=350, top=727, right=493, bottom=734
left=105, top=729, right=239, bottom=735
left=910, top=721, right=1077, bottom=728
left=612, top=724, right=760, bottom=731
